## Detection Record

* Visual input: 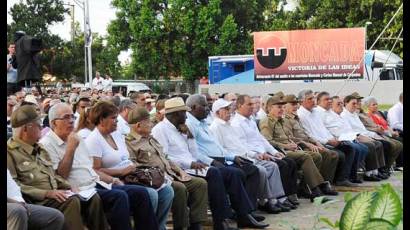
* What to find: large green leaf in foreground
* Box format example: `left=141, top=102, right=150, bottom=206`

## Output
left=370, top=184, right=402, bottom=226
left=340, top=191, right=375, bottom=230
left=365, top=218, right=396, bottom=230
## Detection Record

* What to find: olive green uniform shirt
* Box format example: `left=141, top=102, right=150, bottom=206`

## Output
left=125, top=131, right=191, bottom=182
left=7, top=137, right=71, bottom=203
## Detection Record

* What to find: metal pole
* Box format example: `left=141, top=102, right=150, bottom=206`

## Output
left=85, top=0, right=93, bottom=88
left=83, top=3, right=87, bottom=85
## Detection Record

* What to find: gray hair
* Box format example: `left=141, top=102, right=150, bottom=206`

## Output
left=48, top=103, right=71, bottom=129
left=362, top=96, right=378, bottom=107
left=298, top=89, right=313, bottom=101
left=186, top=94, right=206, bottom=108
left=118, top=99, right=135, bottom=112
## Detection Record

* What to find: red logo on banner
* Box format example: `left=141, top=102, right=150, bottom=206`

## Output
left=256, top=35, right=287, bottom=69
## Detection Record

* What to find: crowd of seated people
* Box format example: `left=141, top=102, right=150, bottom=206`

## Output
left=7, top=86, right=403, bottom=230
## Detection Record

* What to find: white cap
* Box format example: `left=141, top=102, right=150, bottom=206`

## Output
left=212, top=99, right=232, bottom=113
left=24, top=94, right=39, bottom=106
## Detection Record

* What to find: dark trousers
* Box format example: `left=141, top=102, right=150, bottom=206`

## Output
left=346, top=141, right=369, bottom=179
left=274, top=157, right=298, bottom=196
left=97, top=184, right=158, bottom=230
left=359, top=140, right=385, bottom=170
left=230, top=163, right=260, bottom=207
left=333, top=142, right=356, bottom=182
left=205, top=166, right=254, bottom=224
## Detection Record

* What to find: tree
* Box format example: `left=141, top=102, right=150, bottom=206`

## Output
left=7, top=0, right=68, bottom=48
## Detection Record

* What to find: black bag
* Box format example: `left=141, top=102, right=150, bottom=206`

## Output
left=123, top=166, right=165, bottom=189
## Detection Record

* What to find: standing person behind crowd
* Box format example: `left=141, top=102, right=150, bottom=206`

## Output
left=40, top=102, right=153, bottom=230
left=185, top=94, right=262, bottom=211
left=340, top=95, right=388, bottom=181
left=85, top=101, right=173, bottom=230
left=152, top=97, right=268, bottom=229
left=7, top=105, right=85, bottom=230
left=354, top=94, right=402, bottom=174
left=315, top=93, right=369, bottom=184
left=126, top=106, right=209, bottom=230
left=296, top=89, right=357, bottom=186
left=7, top=169, right=65, bottom=230
left=103, top=74, right=113, bottom=92
left=387, top=92, right=403, bottom=135
left=92, top=71, right=104, bottom=91
left=8, top=43, right=20, bottom=96
left=117, top=99, right=137, bottom=135
left=210, top=98, right=296, bottom=214
left=363, top=96, right=403, bottom=169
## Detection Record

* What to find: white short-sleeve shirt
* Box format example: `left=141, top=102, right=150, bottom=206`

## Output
left=85, top=128, right=133, bottom=170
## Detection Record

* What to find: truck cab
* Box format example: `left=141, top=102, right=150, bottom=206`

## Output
left=365, top=50, right=403, bottom=81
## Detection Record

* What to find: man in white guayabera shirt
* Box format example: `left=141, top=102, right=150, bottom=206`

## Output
left=387, top=92, right=403, bottom=133
left=209, top=98, right=297, bottom=213
left=7, top=169, right=64, bottom=230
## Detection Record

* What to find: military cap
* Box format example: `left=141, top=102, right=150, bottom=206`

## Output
left=128, top=106, right=150, bottom=124
left=350, top=92, right=364, bottom=99
left=283, top=94, right=300, bottom=103
left=11, top=105, right=42, bottom=128
left=266, top=95, right=286, bottom=107
left=275, top=91, right=285, bottom=99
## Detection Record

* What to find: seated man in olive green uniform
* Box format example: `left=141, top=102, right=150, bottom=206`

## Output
left=7, top=105, right=85, bottom=230
left=259, top=96, right=338, bottom=198
left=125, top=106, right=208, bottom=230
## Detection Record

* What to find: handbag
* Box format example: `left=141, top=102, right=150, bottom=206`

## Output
left=123, top=166, right=165, bottom=189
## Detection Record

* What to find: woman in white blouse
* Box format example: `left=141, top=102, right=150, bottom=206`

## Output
left=86, top=101, right=174, bottom=230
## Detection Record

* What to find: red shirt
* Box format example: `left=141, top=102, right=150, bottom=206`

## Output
left=368, top=112, right=389, bottom=130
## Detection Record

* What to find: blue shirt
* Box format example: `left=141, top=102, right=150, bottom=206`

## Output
left=186, top=113, right=236, bottom=163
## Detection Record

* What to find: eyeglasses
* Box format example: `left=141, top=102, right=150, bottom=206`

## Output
left=54, top=114, right=75, bottom=121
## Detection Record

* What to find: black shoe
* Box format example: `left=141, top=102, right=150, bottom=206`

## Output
left=237, top=214, right=269, bottom=229
left=363, top=175, right=381, bottom=181
left=320, top=183, right=339, bottom=196
left=350, top=178, right=363, bottom=184
left=258, top=202, right=281, bottom=214
left=275, top=202, right=291, bottom=212
left=287, top=197, right=300, bottom=206
left=214, top=219, right=238, bottom=230
left=251, top=213, right=265, bottom=222
left=376, top=173, right=389, bottom=180
left=281, top=199, right=297, bottom=209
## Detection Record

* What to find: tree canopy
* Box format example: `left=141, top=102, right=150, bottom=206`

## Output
left=7, top=0, right=403, bottom=83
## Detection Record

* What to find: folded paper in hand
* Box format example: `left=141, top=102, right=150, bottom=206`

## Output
left=184, top=167, right=209, bottom=178
left=64, top=188, right=97, bottom=201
